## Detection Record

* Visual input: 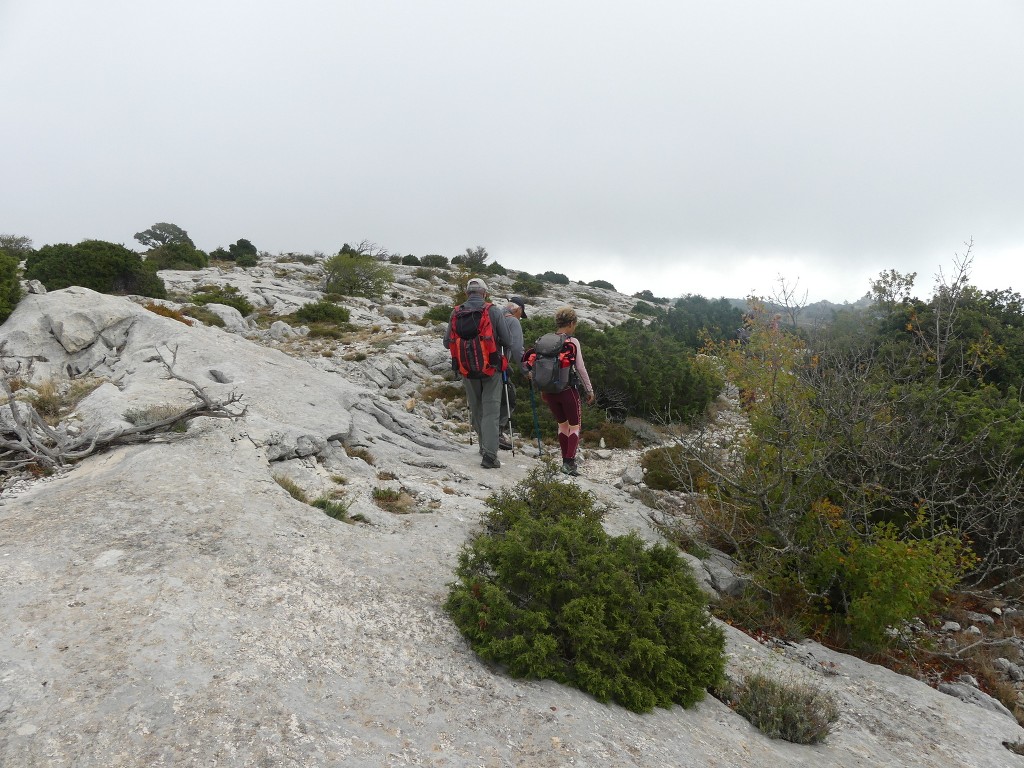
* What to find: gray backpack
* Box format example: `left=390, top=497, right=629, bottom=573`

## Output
left=525, top=333, right=577, bottom=393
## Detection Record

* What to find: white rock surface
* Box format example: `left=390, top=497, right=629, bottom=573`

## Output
left=1, top=280, right=1023, bottom=767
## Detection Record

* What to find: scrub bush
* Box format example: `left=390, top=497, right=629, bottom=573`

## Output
left=724, top=673, right=839, bottom=744
left=424, top=304, right=453, bottom=324
left=291, top=300, right=350, bottom=326
left=145, top=242, right=208, bottom=270
left=323, top=253, right=394, bottom=298
left=191, top=284, right=255, bottom=316
left=640, top=445, right=708, bottom=492
left=0, top=249, right=22, bottom=323
left=445, top=465, right=725, bottom=713
left=421, top=254, right=449, bottom=268
left=26, top=240, right=166, bottom=298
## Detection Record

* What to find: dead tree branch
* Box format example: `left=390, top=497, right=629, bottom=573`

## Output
left=0, top=345, right=246, bottom=474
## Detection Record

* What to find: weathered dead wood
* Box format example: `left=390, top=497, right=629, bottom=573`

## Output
left=0, top=345, right=245, bottom=473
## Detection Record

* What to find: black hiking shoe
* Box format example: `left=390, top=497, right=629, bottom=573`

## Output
left=560, top=459, right=579, bottom=476
left=481, top=454, right=501, bottom=469
left=498, top=434, right=513, bottom=450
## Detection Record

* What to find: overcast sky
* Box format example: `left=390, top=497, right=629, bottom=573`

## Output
left=2, top=1, right=1022, bottom=303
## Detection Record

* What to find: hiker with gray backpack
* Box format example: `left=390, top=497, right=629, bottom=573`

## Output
left=521, top=305, right=595, bottom=476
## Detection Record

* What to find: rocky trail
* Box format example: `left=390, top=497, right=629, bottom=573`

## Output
left=1, top=262, right=1022, bottom=767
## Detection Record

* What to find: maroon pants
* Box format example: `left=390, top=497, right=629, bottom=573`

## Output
left=542, top=388, right=581, bottom=460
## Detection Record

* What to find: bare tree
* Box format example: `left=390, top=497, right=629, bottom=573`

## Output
left=770, top=274, right=808, bottom=329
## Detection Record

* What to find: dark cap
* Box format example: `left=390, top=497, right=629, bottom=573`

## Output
left=509, top=296, right=527, bottom=318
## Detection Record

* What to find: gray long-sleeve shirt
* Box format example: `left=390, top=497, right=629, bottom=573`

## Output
left=501, top=307, right=524, bottom=367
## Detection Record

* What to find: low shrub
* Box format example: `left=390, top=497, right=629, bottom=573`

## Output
left=578, top=292, right=609, bottom=306
left=633, top=290, right=669, bottom=304
left=632, top=301, right=660, bottom=316
left=143, top=302, right=193, bottom=325
left=536, top=270, right=569, bottom=284
left=275, top=253, right=319, bottom=265
left=723, top=673, right=839, bottom=745
left=640, top=445, right=707, bottom=492
left=423, top=304, right=453, bottom=324
left=145, top=243, right=208, bottom=271
left=512, top=276, right=546, bottom=297
left=445, top=465, right=725, bottom=713
left=291, top=300, right=350, bottom=326
left=401, top=254, right=421, bottom=266
left=586, top=279, right=617, bottom=291
left=191, top=284, right=255, bottom=316
left=180, top=305, right=226, bottom=327
left=413, top=267, right=437, bottom=281
left=420, top=381, right=464, bottom=402
left=581, top=421, right=633, bottom=449
left=421, top=254, right=449, bottom=268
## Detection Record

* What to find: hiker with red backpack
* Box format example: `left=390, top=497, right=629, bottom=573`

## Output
left=522, top=305, right=595, bottom=476
left=443, top=278, right=514, bottom=469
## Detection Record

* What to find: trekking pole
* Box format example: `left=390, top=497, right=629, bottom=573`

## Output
left=528, top=381, right=543, bottom=455
left=503, top=374, right=516, bottom=456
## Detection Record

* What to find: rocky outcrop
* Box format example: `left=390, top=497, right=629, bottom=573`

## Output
left=2, top=278, right=1024, bottom=767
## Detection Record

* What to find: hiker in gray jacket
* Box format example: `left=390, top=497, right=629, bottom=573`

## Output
left=498, top=297, right=526, bottom=450
left=443, top=278, right=513, bottom=469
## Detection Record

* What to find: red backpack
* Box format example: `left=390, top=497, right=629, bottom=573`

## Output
left=449, top=302, right=506, bottom=379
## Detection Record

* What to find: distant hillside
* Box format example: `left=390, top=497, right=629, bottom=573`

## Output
left=725, top=295, right=874, bottom=327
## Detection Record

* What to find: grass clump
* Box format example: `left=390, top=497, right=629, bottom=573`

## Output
left=122, top=403, right=188, bottom=431
left=312, top=495, right=352, bottom=521
left=307, top=326, right=346, bottom=340
left=445, top=464, right=726, bottom=713
left=372, top=486, right=416, bottom=513
left=273, top=475, right=308, bottom=502
left=143, top=302, right=193, bottom=325
left=22, top=377, right=104, bottom=425
left=420, top=381, right=465, bottom=402
left=344, top=445, right=374, bottom=465
left=180, top=305, right=226, bottom=327
left=722, top=673, right=839, bottom=745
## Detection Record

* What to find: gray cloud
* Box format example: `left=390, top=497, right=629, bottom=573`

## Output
left=2, top=1, right=1022, bottom=302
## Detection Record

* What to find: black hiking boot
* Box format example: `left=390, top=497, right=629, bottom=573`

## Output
left=498, top=433, right=513, bottom=450
left=481, top=454, right=501, bottom=469
left=560, top=459, right=578, bottom=476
